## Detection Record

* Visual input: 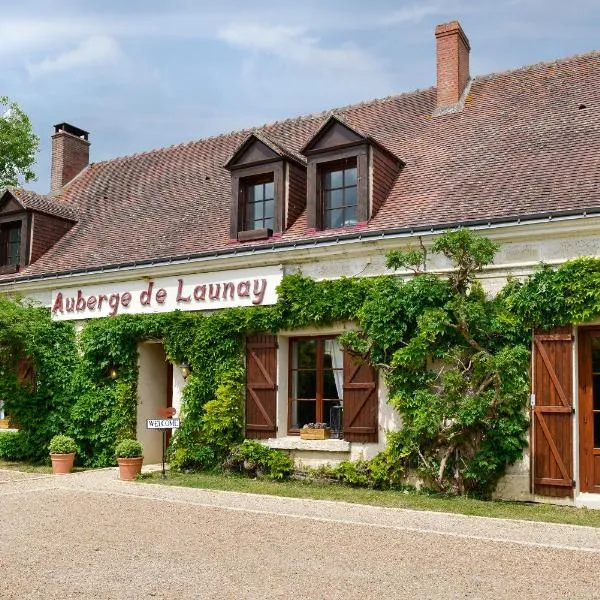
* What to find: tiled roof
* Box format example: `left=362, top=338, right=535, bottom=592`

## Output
left=7, top=188, right=78, bottom=221
left=3, top=50, right=599, bottom=280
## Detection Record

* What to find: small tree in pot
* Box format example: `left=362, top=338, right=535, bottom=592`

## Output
left=115, top=439, right=143, bottom=481
left=48, top=435, right=77, bottom=475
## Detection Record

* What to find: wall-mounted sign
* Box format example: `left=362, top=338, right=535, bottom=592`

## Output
left=51, top=265, right=282, bottom=321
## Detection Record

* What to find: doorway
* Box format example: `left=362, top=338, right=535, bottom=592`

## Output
left=578, top=328, right=600, bottom=493
left=136, top=343, right=173, bottom=464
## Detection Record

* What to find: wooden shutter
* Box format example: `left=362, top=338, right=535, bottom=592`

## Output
left=343, top=350, right=378, bottom=443
left=245, top=334, right=277, bottom=439
left=16, top=357, right=35, bottom=390
left=532, top=327, right=574, bottom=497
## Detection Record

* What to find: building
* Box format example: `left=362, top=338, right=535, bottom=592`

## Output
left=0, top=22, right=599, bottom=504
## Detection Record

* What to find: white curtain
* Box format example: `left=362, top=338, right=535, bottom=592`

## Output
left=324, top=339, right=344, bottom=401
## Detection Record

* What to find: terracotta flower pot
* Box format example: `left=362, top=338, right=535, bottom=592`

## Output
left=117, top=456, right=143, bottom=481
left=50, top=452, right=75, bottom=475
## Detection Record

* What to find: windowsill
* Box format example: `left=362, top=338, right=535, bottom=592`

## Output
left=237, top=228, right=273, bottom=242
left=0, top=264, right=18, bottom=275
left=0, top=428, right=19, bottom=433
left=265, top=436, right=350, bottom=452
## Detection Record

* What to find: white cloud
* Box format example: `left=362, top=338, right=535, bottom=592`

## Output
left=217, top=23, right=379, bottom=75
left=27, top=36, right=121, bottom=78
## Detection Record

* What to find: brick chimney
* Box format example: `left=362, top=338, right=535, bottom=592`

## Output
left=51, top=123, right=90, bottom=193
left=435, top=21, right=470, bottom=110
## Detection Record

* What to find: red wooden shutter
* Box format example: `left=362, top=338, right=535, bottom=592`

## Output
left=245, top=334, right=277, bottom=439
left=532, top=327, right=574, bottom=497
left=343, top=351, right=378, bottom=443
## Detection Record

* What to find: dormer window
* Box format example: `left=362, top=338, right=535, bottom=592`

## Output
left=321, top=158, right=358, bottom=229
left=244, top=175, right=275, bottom=232
left=224, top=132, right=306, bottom=243
left=302, top=115, right=403, bottom=232
left=0, top=189, right=77, bottom=275
left=0, top=222, right=21, bottom=267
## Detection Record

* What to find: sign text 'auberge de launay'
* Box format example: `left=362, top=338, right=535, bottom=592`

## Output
left=50, top=266, right=283, bottom=321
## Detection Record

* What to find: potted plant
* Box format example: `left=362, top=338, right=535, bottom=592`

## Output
left=299, top=422, right=331, bottom=440
left=115, top=439, right=144, bottom=481
left=48, top=434, right=77, bottom=474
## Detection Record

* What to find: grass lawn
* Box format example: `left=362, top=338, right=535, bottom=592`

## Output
left=141, top=470, right=600, bottom=528
left=0, top=459, right=88, bottom=474
left=0, top=459, right=54, bottom=474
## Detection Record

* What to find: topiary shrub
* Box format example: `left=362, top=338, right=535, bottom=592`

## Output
left=48, top=434, right=77, bottom=455
left=115, top=438, right=143, bottom=458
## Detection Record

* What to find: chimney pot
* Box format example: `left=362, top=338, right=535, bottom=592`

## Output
left=435, top=21, right=471, bottom=110
left=51, top=122, right=90, bottom=193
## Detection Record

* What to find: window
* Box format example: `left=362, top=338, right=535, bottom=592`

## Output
left=0, top=222, right=21, bottom=267
left=320, top=158, right=358, bottom=229
left=244, top=175, right=275, bottom=232
left=289, top=337, right=344, bottom=432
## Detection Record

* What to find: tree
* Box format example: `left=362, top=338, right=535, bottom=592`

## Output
left=0, top=96, right=39, bottom=187
left=342, top=230, right=531, bottom=496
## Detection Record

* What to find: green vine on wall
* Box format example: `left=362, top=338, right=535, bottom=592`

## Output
left=2, top=233, right=600, bottom=495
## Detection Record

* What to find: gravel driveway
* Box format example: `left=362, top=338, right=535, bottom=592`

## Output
left=1, top=468, right=600, bottom=599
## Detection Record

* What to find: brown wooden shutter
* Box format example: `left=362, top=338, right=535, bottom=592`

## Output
left=343, top=350, right=378, bottom=443
left=16, top=357, right=35, bottom=391
left=532, top=327, right=574, bottom=497
left=245, top=334, right=277, bottom=439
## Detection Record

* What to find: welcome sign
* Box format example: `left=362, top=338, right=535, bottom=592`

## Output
left=51, top=265, right=283, bottom=321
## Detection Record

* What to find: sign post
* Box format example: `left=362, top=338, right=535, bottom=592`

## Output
left=146, top=408, right=180, bottom=479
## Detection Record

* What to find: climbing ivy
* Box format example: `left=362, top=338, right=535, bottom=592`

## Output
left=2, top=232, right=600, bottom=496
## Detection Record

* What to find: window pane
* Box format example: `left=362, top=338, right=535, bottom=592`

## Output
left=343, top=206, right=358, bottom=227
left=326, top=209, right=344, bottom=229
left=593, top=339, right=600, bottom=373
left=253, top=201, right=264, bottom=220
left=344, top=186, right=357, bottom=207
left=293, top=339, right=316, bottom=368
left=323, top=400, right=341, bottom=427
left=264, top=199, right=274, bottom=219
left=595, top=412, right=600, bottom=448
left=323, top=369, right=341, bottom=400
left=292, top=371, right=316, bottom=399
left=345, top=167, right=357, bottom=186
left=9, top=228, right=20, bottom=243
left=326, top=189, right=344, bottom=209
left=253, top=184, right=264, bottom=201
left=291, top=400, right=316, bottom=429
left=594, top=375, right=600, bottom=411
left=264, top=181, right=274, bottom=199
left=328, top=169, right=343, bottom=189
left=264, top=217, right=274, bottom=230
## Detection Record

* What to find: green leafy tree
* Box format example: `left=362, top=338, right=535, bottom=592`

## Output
left=0, top=96, right=39, bottom=186
left=344, top=230, right=531, bottom=496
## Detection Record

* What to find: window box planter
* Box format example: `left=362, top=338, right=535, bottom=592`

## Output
left=0, top=418, right=10, bottom=429
left=300, top=427, right=331, bottom=441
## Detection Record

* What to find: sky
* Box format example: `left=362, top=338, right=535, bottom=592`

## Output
left=1, top=0, right=599, bottom=194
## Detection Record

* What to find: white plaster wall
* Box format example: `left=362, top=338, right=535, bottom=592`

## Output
left=136, top=343, right=168, bottom=464
left=171, top=366, right=185, bottom=417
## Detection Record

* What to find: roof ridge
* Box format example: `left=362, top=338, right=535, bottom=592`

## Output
left=474, top=48, right=600, bottom=83
left=87, top=86, right=437, bottom=168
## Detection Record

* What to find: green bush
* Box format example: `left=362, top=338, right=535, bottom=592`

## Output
left=225, top=440, right=294, bottom=480
left=48, top=434, right=77, bottom=454
left=199, top=371, right=244, bottom=458
left=115, top=438, right=143, bottom=458
left=0, top=431, right=26, bottom=460
left=169, top=443, right=216, bottom=471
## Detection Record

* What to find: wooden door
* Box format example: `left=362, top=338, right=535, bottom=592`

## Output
left=532, top=328, right=574, bottom=497
left=342, top=351, right=378, bottom=443
left=245, top=334, right=277, bottom=439
left=578, top=328, right=600, bottom=493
